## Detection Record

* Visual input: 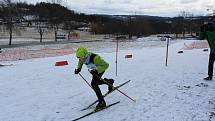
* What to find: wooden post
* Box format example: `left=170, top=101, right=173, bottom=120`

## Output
left=116, top=37, right=119, bottom=76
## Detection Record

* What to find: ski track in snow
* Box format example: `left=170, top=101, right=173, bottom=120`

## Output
left=0, top=38, right=215, bottom=121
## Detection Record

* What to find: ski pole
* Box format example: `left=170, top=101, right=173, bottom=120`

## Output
left=82, top=70, right=136, bottom=102
left=78, top=73, right=93, bottom=89
left=102, top=79, right=136, bottom=102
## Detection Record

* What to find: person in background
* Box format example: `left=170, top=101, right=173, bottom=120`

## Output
left=199, top=22, right=215, bottom=80
left=74, top=46, right=114, bottom=110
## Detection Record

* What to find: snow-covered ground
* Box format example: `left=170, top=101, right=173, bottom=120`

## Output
left=0, top=38, right=215, bottom=121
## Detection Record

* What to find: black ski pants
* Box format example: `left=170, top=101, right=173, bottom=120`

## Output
left=208, top=53, right=215, bottom=77
left=91, top=72, right=106, bottom=103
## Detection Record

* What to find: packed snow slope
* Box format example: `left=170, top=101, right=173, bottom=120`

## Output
left=0, top=39, right=215, bottom=121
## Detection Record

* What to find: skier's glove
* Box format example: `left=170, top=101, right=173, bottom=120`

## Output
left=90, top=70, right=98, bottom=75
left=74, top=68, right=81, bottom=74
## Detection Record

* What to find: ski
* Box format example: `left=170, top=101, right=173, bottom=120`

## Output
left=71, top=101, right=120, bottom=121
left=80, top=80, right=130, bottom=111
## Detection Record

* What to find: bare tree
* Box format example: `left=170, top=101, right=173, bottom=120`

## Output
left=45, top=0, right=64, bottom=42
left=33, top=10, right=48, bottom=43
left=1, top=0, right=13, bottom=45
left=0, top=0, right=22, bottom=45
left=177, top=11, right=195, bottom=38
left=36, top=21, right=45, bottom=43
left=53, top=24, right=59, bottom=42
left=62, top=21, right=75, bottom=40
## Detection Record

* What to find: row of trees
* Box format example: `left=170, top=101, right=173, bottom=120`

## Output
left=91, top=14, right=209, bottom=38
left=0, top=0, right=213, bottom=45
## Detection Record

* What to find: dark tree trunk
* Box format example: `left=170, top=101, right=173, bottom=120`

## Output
left=9, top=22, right=12, bottom=45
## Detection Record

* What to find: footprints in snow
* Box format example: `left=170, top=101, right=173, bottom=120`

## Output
left=177, top=82, right=209, bottom=91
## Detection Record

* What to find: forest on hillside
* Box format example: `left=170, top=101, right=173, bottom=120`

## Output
left=0, top=0, right=213, bottom=45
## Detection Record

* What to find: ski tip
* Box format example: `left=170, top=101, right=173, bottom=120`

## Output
left=114, top=101, right=120, bottom=104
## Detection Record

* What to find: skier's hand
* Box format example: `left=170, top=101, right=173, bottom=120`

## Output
left=74, top=68, right=81, bottom=74
left=90, top=70, right=98, bottom=75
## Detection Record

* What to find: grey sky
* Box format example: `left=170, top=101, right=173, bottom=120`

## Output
left=17, top=0, right=215, bottom=17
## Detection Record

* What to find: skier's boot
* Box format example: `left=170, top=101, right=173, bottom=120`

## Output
left=95, top=100, right=106, bottom=111
left=104, top=78, right=114, bottom=93
left=204, top=76, right=212, bottom=81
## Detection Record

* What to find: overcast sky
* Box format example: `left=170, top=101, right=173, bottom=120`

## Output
left=17, top=0, right=215, bottom=17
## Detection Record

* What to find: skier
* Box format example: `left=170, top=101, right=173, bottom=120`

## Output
left=199, top=22, right=215, bottom=80
left=74, top=46, right=114, bottom=110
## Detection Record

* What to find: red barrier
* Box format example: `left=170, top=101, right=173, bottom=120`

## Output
left=55, top=61, right=68, bottom=66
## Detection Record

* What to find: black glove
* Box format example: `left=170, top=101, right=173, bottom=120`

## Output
left=74, top=68, right=81, bottom=74
left=90, top=70, right=98, bottom=75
